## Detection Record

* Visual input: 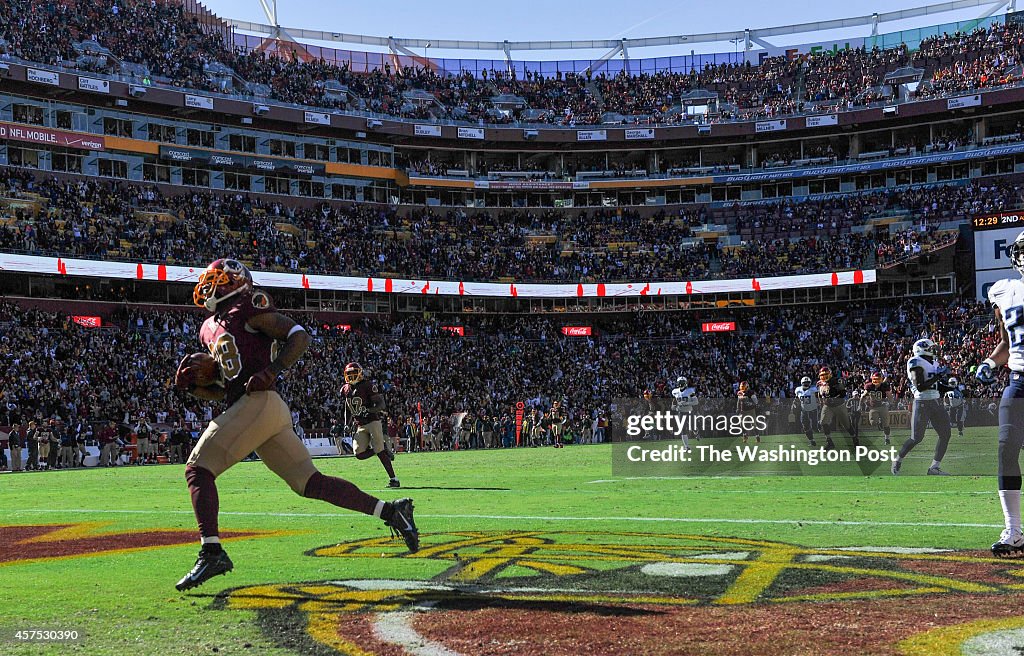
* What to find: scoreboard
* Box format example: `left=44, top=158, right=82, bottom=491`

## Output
left=972, top=211, right=1022, bottom=299
left=972, top=211, right=1024, bottom=231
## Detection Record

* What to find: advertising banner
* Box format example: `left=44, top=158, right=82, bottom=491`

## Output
left=0, top=122, right=105, bottom=151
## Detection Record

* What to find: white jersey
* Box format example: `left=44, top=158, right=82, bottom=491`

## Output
left=794, top=385, right=819, bottom=412
left=945, top=385, right=965, bottom=409
left=989, top=277, right=1024, bottom=372
left=906, top=356, right=942, bottom=401
left=672, top=387, right=698, bottom=413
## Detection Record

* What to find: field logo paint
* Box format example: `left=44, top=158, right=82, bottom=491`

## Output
left=0, top=522, right=282, bottom=566
left=217, top=531, right=1024, bottom=655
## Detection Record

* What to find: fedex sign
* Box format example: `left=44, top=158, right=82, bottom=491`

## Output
left=974, top=224, right=1024, bottom=300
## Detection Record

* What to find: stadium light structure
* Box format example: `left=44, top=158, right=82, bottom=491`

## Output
left=230, top=0, right=1017, bottom=65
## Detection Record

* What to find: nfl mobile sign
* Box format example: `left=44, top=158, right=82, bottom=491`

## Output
left=702, top=322, right=736, bottom=333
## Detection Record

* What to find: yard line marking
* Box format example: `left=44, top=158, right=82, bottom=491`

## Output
left=5, top=508, right=1001, bottom=528
left=585, top=481, right=990, bottom=494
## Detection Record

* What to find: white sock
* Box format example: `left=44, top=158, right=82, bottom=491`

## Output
left=930, top=460, right=941, bottom=469
left=681, top=434, right=689, bottom=449
left=1000, top=490, right=1022, bottom=533
left=372, top=500, right=385, bottom=518
left=200, top=536, right=220, bottom=545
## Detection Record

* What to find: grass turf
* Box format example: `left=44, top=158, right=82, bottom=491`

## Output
left=0, top=430, right=1010, bottom=655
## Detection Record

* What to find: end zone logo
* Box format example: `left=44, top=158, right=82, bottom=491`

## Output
left=216, top=531, right=1024, bottom=656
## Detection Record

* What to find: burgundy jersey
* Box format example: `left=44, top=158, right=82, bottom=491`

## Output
left=736, top=390, right=757, bottom=414
left=862, top=380, right=892, bottom=406
left=341, top=379, right=383, bottom=426
left=199, top=291, right=278, bottom=406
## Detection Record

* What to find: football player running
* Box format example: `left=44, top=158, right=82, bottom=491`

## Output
left=792, top=376, right=819, bottom=447
left=174, top=259, right=419, bottom=591
left=671, top=376, right=699, bottom=450
left=891, top=338, right=953, bottom=476
left=846, top=389, right=864, bottom=441
left=977, top=231, right=1024, bottom=556
left=549, top=400, right=567, bottom=448
left=944, top=377, right=967, bottom=440
left=863, top=372, right=893, bottom=446
left=736, top=381, right=760, bottom=444
left=817, top=366, right=858, bottom=450
left=341, top=363, right=401, bottom=486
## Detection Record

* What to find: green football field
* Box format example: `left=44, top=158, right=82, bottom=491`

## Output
left=3, top=431, right=1024, bottom=656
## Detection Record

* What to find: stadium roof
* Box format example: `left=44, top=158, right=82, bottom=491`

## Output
left=228, top=0, right=1017, bottom=61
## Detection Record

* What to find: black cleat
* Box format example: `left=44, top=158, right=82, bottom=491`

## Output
left=175, top=546, right=233, bottom=591
left=385, top=498, right=419, bottom=553
left=808, top=438, right=817, bottom=447
left=992, top=530, right=1024, bottom=558
left=388, top=478, right=401, bottom=488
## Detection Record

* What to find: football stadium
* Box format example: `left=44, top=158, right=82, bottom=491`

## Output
left=7, top=0, right=1024, bottom=653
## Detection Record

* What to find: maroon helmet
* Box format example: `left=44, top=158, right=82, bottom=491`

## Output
left=193, top=258, right=253, bottom=312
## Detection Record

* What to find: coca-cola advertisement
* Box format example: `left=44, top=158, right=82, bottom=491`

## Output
left=71, top=315, right=103, bottom=328
left=561, top=326, right=593, bottom=336
left=701, top=322, right=736, bottom=333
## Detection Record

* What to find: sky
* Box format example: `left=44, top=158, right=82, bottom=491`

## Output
left=202, top=0, right=1007, bottom=60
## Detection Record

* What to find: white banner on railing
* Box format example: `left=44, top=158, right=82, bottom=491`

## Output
left=414, top=124, right=442, bottom=137
left=184, top=94, right=214, bottom=110
left=577, top=129, right=608, bottom=141
left=948, top=94, right=982, bottom=110
left=755, top=119, right=787, bottom=133
left=77, top=77, right=110, bottom=94
left=303, top=111, right=331, bottom=125
left=457, top=127, right=485, bottom=140
left=27, top=68, right=60, bottom=86
left=806, top=114, right=838, bottom=128
left=624, top=128, right=655, bottom=140
left=0, top=253, right=876, bottom=299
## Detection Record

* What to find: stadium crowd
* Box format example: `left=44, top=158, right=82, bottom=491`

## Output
left=2, top=170, right=1012, bottom=283
left=1, top=0, right=1023, bottom=125
left=0, top=293, right=1003, bottom=470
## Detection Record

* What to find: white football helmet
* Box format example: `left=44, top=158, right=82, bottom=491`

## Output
left=800, top=376, right=812, bottom=388
left=676, top=376, right=688, bottom=389
left=1011, top=231, right=1024, bottom=276
left=912, top=338, right=936, bottom=358
left=949, top=377, right=958, bottom=387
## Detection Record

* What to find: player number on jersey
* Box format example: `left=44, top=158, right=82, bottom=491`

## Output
left=213, top=333, right=243, bottom=381
left=1005, top=305, right=1024, bottom=348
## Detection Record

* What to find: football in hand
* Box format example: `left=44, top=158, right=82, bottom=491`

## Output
left=180, top=352, right=221, bottom=387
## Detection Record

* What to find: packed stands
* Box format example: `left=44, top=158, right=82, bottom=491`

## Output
left=1, top=170, right=1009, bottom=282
left=2, top=0, right=1023, bottom=125
left=0, top=296, right=1001, bottom=460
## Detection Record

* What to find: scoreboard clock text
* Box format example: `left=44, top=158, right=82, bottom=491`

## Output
left=973, top=212, right=1024, bottom=230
